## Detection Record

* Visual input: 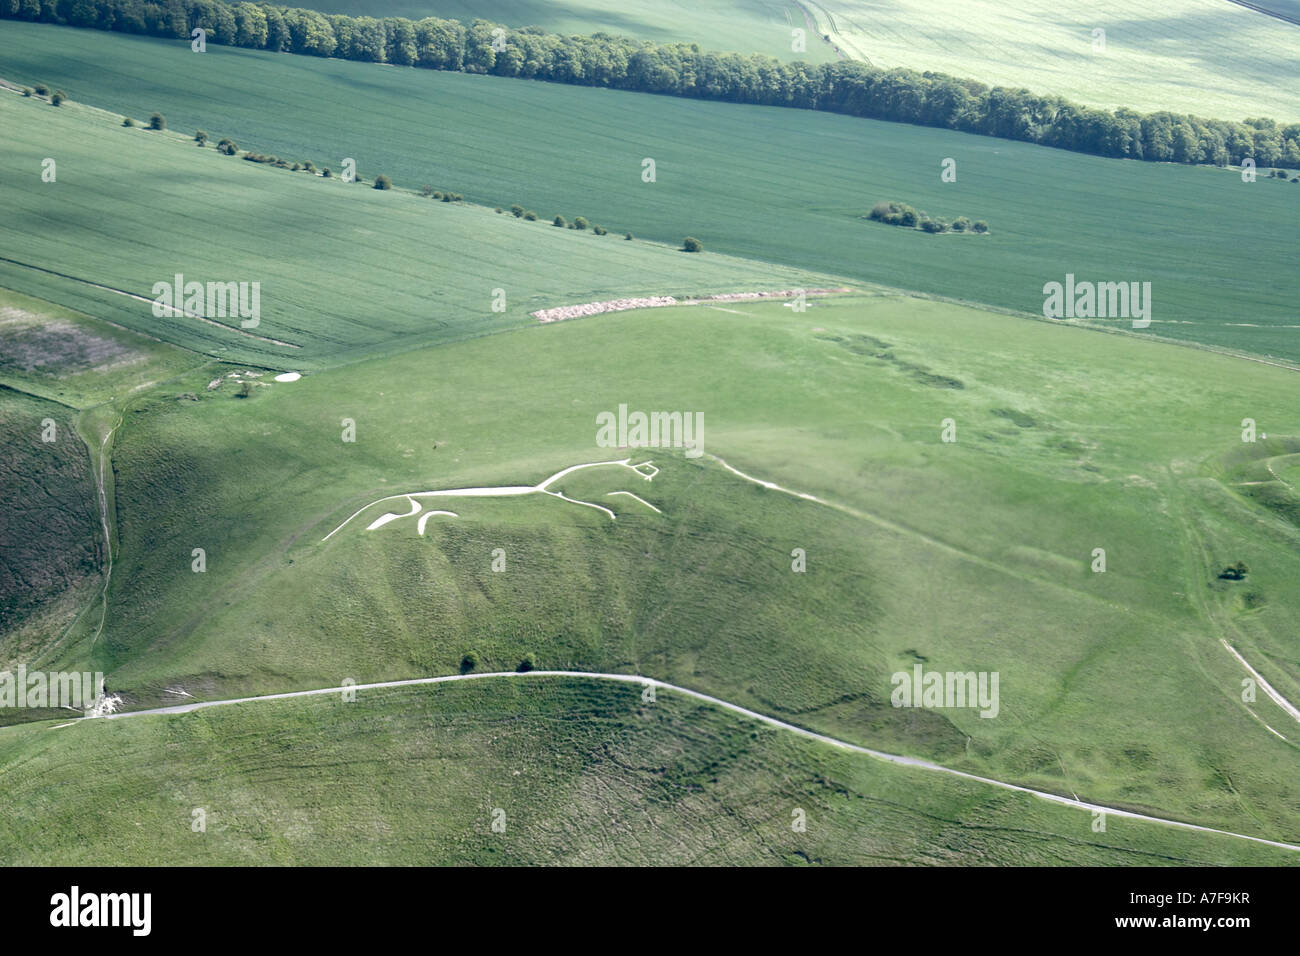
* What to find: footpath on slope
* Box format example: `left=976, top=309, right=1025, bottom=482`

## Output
left=46, top=670, right=1294, bottom=854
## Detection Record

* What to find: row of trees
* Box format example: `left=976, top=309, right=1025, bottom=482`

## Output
left=12, top=0, right=1299, bottom=166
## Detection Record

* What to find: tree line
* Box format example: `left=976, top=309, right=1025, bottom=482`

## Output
left=7, top=0, right=1300, bottom=167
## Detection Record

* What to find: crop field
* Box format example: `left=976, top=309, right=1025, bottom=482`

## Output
left=1, top=4, right=1298, bottom=881
left=278, top=0, right=1300, bottom=119
left=2, top=23, right=1297, bottom=365
left=807, top=0, right=1300, bottom=120
left=0, top=91, right=830, bottom=370
left=307, top=0, right=840, bottom=64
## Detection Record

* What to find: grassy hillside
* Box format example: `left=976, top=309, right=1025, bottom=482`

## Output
left=0, top=387, right=101, bottom=671
left=284, top=0, right=1300, bottom=119
left=2, top=24, right=1296, bottom=363
left=24, top=290, right=1295, bottom=848
left=0, top=288, right=200, bottom=408
left=0, top=88, right=834, bottom=370
left=0, top=679, right=1293, bottom=864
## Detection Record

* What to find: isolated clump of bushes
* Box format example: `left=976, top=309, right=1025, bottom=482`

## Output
left=149, top=112, right=165, bottom=130
left=682, top=236, right=703, bottom=252
left=50, top=89, right=66, bottom=106
left=373, top=174, right=392, bottom=190
left=868, top=201, right=987, bottom=234
left=1218, top=561, right=1249, bottom=581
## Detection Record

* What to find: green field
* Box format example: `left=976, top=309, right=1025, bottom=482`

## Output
left=305, top=0, right=839, bottom=64
left=2, top=22, right=1296, bottom=365
left=3, top=18, right=1299, bottom=867
left=8, top=282, right=1289, bottom=851
left=289, top=0, right=1300, bottom=119
left=807, top=0, right=1300, bottom=121
left=1, top=679, right=1293, bottom=864
left=0, top=90, right=832, bottom=370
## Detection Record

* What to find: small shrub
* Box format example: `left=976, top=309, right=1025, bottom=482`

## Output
left=440, top=193, right=452, bottom=202
left=235, top=382, right=254, bottom=399
left=511, top=204, right=524, bottom=217
left=972, top=221, right=989, bottom=234
left=516, top=654, right=536, bottom=673
left=195, top=130, right=208, bottom=145
left=494, top=207, right=504, bottom=213
left=303, top=161, right=316, bottom=173
left=682, top=236, right=703, bottom=252
left=374, top=174, right=393, bottom=190
left=1218, top=561, right=1249, bottom=581
left=433, top=191, right=443, bottom=199
left=34, top=83, right=49, bottom=96
left=22, top=88, right=32, bottom=97
left=868, top=201, right=893, bottom=221
left=624, top=232, right=634, bottom=240
left=322, top=167, right=332, bottom=177
left=123, top=118, right=137, bottom=128
left=951, top=216, right=971, bottom=232
left=574, top=216, right=589, bottom=230
left=149, top=113, right=165, bottom=131
left=553, top=215, right=567, bottom=227
left=420, top=184, right=433, bottom=197
left=50, top=90, right=65, bottom=106
left=523, top=210, right=537, bottom=220
left=460, top=652, right=479, bottom=673
left=593, top=225, right=607, bottom=235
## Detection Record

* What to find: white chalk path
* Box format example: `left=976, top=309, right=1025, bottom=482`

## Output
left=67, top=670, right=1299, bottom=854
left=1221, top=639, right=1300, bottom=726
left=605, top=491, right=663, bottom=514
left=323, top=459, right=660, bottom=541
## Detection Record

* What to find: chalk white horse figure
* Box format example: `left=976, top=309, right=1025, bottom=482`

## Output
left=323, top=459, right=661, bottom=540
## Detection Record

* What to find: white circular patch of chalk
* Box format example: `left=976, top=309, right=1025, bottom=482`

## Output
left=274, top=372, right=302, bottom=382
